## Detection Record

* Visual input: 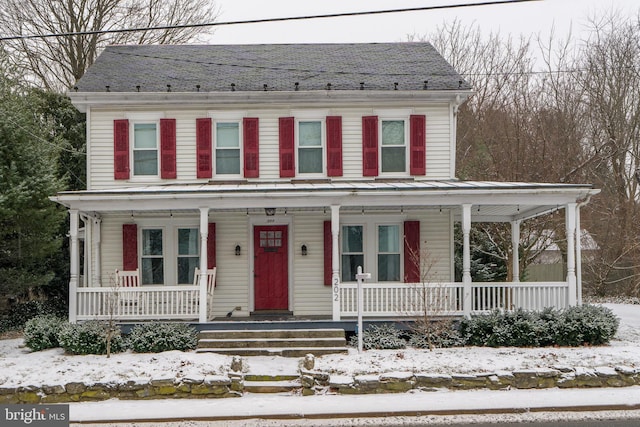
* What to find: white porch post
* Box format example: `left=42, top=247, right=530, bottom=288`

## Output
left=69, top=209, right=79, bottom=323
left=331, top=205, right=341, bottom=321
left=199, top=207, right=209, bottom=323
left=565, top=203, right=577, bottom=306
left=575, top=205, right=583, bottom=305
left=92, top=217, right=102, bottom=286
left=462, top=204, right=472, bottom=317
left=511, top=220, right=521, bottom=282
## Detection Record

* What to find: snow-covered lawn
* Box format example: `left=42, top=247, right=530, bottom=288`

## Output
left=1, top=303, right=639, bottom=389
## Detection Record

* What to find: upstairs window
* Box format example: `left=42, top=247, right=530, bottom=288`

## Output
left=215, top=122, right=241, bottom=175
left=298, top=121, right=323, bottom=174
left=380, top=120, right=406, bottom=173
left=133, top=123, right=158, bottom=176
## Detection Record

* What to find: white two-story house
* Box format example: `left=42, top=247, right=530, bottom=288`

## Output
left=52, top=43, right=598, bottom=323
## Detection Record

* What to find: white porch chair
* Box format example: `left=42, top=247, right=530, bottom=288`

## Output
left=194, top=267, right=217, bottom=320
left=115, top=268, right=140, bottom=308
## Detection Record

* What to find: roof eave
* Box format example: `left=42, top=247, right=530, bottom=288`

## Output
left=67, top=89, right=474, bottom=112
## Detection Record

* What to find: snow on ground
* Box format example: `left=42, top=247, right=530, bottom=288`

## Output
left=0, top=304, right=638, bottom=389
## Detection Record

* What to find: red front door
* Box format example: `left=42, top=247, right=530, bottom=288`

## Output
left=254, top=225, right=289, bottom=310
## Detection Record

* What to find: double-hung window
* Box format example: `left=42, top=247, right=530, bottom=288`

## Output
left=215, top=121, right=241, bottom=175
left=377, top=225, right=401, bottom=281
left=298, top=120, right=323, bottom=174
left=380, top=120, right=407, bottom=174
left=340, top=220, right=403, bottom=282
left=341, top=225, right=364, bottom=282
left=177, top=228, right=199, bottom=284
left=133, top=123, right=158, bottom=176
left=141, top=228, right=164, bottom=285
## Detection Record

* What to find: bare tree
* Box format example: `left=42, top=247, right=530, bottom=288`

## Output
left=575, top=11, right=640, bottom=295
left=411, top=21, right=590, bottom=280
left=0, top=0, right=219, bottom=91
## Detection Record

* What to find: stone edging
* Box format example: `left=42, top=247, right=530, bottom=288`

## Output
left=1, top=365, right=639, bottom=403
left=301, top=365, right=640, bottom=395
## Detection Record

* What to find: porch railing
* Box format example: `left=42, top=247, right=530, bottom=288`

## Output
left=338, top=281, right=569, bottom=318
left=76, top=286, right=201, bottom=321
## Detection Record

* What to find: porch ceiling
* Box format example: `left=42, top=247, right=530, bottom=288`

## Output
left=52, top=180, right=599, bottom=223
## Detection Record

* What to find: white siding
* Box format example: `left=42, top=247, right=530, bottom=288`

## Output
left=97, top=213, right=251, bottom=317
left=292, top=213, right=332, bottom=315
left=88, top=104, right=454, bottom=190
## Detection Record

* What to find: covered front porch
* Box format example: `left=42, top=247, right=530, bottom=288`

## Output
left=52, top=180, right=599, bottom=323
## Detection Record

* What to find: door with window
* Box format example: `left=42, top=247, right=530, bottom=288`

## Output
left=253, top=225, right=289, bottom=310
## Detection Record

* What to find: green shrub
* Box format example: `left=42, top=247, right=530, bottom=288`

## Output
left=127, top=322, right=198, bottom=353
left=459, top=305, right=619, bottom=348
left=57, top=321, right=125, bottom=355
left=23, top=315, right=65, bottom=351
left=553, top=305, right=619, bottom=346
left=2, top=300, right=67, bottom=331
left=349, top=324, right=406, bottom=350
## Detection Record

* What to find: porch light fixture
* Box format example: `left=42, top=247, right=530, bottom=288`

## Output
left=301, top=244, right=308, bottom=256
left=265, top=208, right=276, bottom=216
left=235, top=244, right=241, bottom=256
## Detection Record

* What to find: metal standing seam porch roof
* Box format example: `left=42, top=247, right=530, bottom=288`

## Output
left=72, top=43, right=472, bottom=93
left=51, top=180, right=599, bottom=223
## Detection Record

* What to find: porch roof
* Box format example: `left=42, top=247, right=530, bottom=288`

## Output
left=52, top=180, right=598, bottom=222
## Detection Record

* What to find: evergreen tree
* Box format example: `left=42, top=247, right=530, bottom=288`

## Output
left=0, top=55, right=66, bottom=297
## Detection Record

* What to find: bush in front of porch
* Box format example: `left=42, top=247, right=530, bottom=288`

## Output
left=127, top=322, right=198, bottom=353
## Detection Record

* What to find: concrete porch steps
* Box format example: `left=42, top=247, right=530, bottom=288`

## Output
left=242, top=374, right=301, bottom=393
left=195, top=328, right=348, bottom=357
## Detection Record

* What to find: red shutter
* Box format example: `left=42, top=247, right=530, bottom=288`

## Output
left=208, top=222, right=216, bottom=269
left=160, top=118, right=177, bottom=179
left=410, top=115, right=426, bottom=175
left=196, top=118, right=212, bottom=179
left=324, top=221, right=332, bottom=286
left=279, top=117, right=295, bottom=178
left=243, top=117, right=260, bottom=178
left=326, top=116, right=343, bottom=177
left=404, top=221, right=420, bottom=283
left=362, top=116, right=379, bottom=176
left=122, top=224, right=138, bottom=271
left=113, top=119, right=130, bottom=180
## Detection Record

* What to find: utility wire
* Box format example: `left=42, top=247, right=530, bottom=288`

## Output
left=0, top=0, right=540, bottom=42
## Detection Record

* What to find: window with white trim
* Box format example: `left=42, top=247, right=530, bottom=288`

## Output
left=141, top=228, right=164, bottom=285
left=380, top=119, right=407, bottom=173
left=177, top=228, right=200, bottom=284
left=133, top=123, right=159, bottom=176
left=298, top=120, right=324, bottom=174
left=215, top=121, right=241, bottom=175
left=340, top=219, right=403, bottom=282
left=341, top=225, right=364, bottom=282
left=377, top=225, right=401, bottom=281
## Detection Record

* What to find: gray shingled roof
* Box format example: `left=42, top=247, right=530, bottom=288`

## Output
left=73, top=43, right=471, bottom=93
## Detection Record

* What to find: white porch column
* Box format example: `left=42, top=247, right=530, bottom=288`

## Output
left=198, top=207, right=209, bottom=323
left=92, top=217, right=102, bottom=286
left=69, top=209, right=79, bottom=323
left=511, top=220, right=521, bottom=282
left=462, top=204, right=472, bottom=317
left=331, top=205, right=341, bottom=321
left=575, top=205, right=583, bottom=305
left=565, top=203, right=577, bottom=306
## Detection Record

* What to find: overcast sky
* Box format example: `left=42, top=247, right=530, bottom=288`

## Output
left=210, top=0, right=638, bottom=45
